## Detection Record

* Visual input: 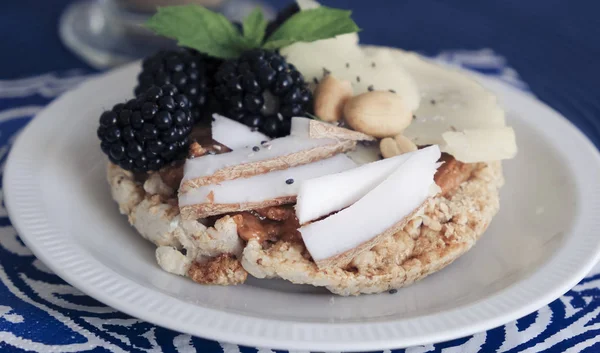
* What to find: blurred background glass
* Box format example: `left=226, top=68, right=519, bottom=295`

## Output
left=59, top=0, right=274, bottom=69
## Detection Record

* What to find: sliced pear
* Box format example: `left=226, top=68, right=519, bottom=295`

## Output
left=345, top=142, right=381, bottom=165
left=296, top=147, right=439, bottom=224
left=180, top=154, right=356, bottom=219
left=211, top=114, right=269, bottom=150
left=290, top=117, right=375, bottom=141
left=281, top=38, right=420, bottom=112
left=441, top=127, right=517, bottom=163
left=300, top=145, right=441, bottom=269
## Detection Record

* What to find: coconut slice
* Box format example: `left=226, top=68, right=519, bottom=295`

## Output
left=440, top=127, right=517, bottom=163
left=296, top=147, right=438, bottom=224
left=300, top=145, right=441, bottom=269
left=180, top=154, right=356, bottom=219
left=290, top=117, right=375, bottom=141
left=180, top=121, right=368, bottom=192
left=181, top=136, right=355, bottom=192
left=211, top=114, right=269, bottom=150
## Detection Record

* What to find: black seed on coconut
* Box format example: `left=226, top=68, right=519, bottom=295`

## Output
left=368, top=85, right=374, bottom=92
left=389, top=289, right=398, bottom=294
left=389, top=89, right=396, bottom=93
left=285, top=178, right=294, bottom=185
left=252, top=146, right=260, bottom=152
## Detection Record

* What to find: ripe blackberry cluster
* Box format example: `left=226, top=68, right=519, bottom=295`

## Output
left=98, top=84, right=193, bottom=172
left=135, top=48, right=222, bottom=122
left=214, top=49, right=312, bottom=137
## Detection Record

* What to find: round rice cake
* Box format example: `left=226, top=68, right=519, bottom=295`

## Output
left=107, top=156, right=503, bottom=295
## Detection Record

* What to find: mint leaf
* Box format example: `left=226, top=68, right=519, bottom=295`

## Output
left=146, top=5, right=247, bottom=59
left=242, top=8, right=268, bottom=47
left=263, top=6, right=360, bottom=50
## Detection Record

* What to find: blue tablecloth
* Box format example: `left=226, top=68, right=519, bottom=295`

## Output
left=1, top=1, right=600, bottom=352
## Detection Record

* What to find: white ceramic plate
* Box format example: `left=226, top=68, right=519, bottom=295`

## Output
left=4, top=62, right=600, bottom=352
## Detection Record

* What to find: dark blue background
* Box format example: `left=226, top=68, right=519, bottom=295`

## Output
left=2, top=0, right=600, bottom=143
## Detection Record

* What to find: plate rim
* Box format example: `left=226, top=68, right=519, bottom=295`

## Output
left=4, top=62, right=600, bottom=351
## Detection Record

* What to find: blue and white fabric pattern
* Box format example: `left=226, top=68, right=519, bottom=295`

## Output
left=1, top=50, right=599, bottom=353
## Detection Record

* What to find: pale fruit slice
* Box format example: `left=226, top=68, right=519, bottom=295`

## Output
left=180, top=135, right=356, bottom=192
left=297, top=0, right=320, bottom=10
left=300, top=145, right=441, bottom=269
left=296, top=148, right=439, bottom=224
left=179, top=154, right=356, bottom=219
left=362, top=47, right=517, bottom=162
left=441, top=127, right=517, bottom=163
left=281, top=37, right=419, bottom=111
left=211, top=114, right=269, bottom=150
left=290, top=117, right=375, bottom=141
left=345, top=142, right=381, bottom=165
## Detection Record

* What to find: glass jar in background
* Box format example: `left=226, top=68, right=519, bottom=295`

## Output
left=59, top=0, right=274, bottom=69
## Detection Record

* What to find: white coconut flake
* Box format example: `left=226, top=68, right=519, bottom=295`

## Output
left=295, top=148, right=437, bottom=224
left=300, top=145, right=441, bottom=263
left=182, top=135, right=339, bottom=182
left=180, top=154, right=356, bottom=206
left=211, top=113, right=269, bottom=150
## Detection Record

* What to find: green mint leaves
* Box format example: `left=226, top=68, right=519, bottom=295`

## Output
left=242, top=8, right=268, bottom=48
left=146, top=4, right=360, bottom=59
left=263, top=7, right=359, bottom=50
left=146, top=5, right=247, bottom=59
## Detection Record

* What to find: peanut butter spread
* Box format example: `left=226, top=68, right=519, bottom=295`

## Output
left=233, top=206, right=302, bottom=244
left=435, top=153, right=476, bottom=196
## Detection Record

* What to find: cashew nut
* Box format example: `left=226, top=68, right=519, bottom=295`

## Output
left=343, top=91, right=412, bottom=138
left=380, top=134, right=417, bottom=158
left=314, top=75, right=353, bottom=122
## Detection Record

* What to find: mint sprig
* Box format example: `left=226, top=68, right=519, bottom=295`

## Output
left=146, top=5, right=248, bottom=59
left=263, top=7, right=359, bottom=50
left=242, top=8, right=268, bottom=48
left=146, top=4, right=360, bottom=59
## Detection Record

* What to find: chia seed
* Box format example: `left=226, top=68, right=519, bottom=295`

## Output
left=368, top=85, right=374, bottom=91
left=388, top=289, right=398, bottom=294
left=371, top=62, right=376, bottom=68
left=389, top=89, right=396, bottom=93
left=285, top=178, right=294, bottom=185
left=431, top=99, right=436, bottom=105
left=356, top=76, right=361, bottom=83
left=260, top=140, right=268, bottom=145
left=346, top=62, right=350, bottom=68
left=252, top=146, right=260, bottom=152
left=313, top=77, right=319, bottom=84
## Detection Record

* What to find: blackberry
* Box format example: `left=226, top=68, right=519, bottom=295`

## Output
left=98, top=84, right=193, bottom=172
left=135, top=49, right=222, bottom=122
left=214, top=49, right=312, bottom=137
left=265, top=3, right=300, bottom=38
